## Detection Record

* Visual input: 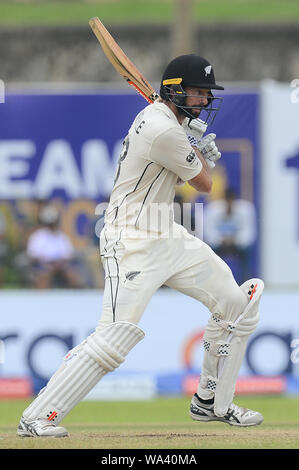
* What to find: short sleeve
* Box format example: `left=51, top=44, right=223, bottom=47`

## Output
left=149, top=127, right=202, bottom=182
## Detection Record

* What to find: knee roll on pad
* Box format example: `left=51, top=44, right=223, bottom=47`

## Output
left=199, top=278, right=264, bottom=417
left=83, top=321, right=145, bottom=372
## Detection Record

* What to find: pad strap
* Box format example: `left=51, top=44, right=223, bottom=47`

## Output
left=200, top=374, right=218, bottom=392
left=203, top=339, right=230, bottom=357
left=211, top=313, right=236, bottom=332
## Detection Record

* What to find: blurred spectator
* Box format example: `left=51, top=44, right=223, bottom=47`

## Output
left=26, top=205, right=83, bottom=289
left=203, top=188, right=257, bottom=283
left=0, top=210, right=8, bottom=287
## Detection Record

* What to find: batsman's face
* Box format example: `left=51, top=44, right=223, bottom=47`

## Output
left=185, top=87, right=210, bottom=118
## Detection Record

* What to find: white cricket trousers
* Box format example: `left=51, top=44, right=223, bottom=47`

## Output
left=98, top=223, right=247, bottom=329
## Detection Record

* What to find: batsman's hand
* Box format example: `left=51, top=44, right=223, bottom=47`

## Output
left=197, top=133, right=221, bottom=168
left=182, top=119, right=220, bottom=168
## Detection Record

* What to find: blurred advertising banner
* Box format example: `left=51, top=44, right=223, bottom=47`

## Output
left=0, top=290, right=298, bottom=397
left=0, top=89, right=260, bottom=276
left=0, top=90, right=259, bottom=201
left=261, top=81, right=299, bottom=286
left=0, top=92, right=143, bottom=201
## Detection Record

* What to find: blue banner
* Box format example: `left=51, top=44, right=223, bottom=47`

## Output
left=0, top=90, right=260, bottom=278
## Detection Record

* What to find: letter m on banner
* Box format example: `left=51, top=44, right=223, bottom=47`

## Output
left=0, top=80, right=5, bottom=103
left=0, top=339, right=5, bottom=364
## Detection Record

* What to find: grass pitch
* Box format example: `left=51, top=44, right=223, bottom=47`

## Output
left=0, top=395, right=299, bottom=449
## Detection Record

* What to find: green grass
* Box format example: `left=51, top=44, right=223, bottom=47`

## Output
left=1, top=395, right=299, bottom=449
left=0, top=1, right=298, bottom=26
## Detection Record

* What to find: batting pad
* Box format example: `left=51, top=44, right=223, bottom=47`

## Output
left=197, top=279, right=264, bottom=416
left=23, top=321, right=145, bottom=424
left=213, top=278, right=264, bottom=416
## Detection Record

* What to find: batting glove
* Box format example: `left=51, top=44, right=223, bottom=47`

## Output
left=182, top=118, right=207, bottom=142
left=182, top=119, right=220, bottom=169
left=197, top=133, right=221, bottom=168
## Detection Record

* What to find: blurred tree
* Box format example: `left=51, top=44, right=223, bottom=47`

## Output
left=172, top=0, right=194, bottom=57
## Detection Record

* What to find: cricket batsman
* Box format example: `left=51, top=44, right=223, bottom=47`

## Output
left=17, top=54, right=264, bottom=437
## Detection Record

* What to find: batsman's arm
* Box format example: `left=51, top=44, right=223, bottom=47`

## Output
left=188, top=147, right=213, bottom=193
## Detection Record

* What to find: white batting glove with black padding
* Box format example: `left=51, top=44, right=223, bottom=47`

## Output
left=182, top=119, right=220, bottom=169
left=196, top=133, right=221, bottom=168
left=182, top=118, right=207, bottom=142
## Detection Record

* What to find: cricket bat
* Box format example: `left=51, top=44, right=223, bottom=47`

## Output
left=89, top=17, right=159, bottom=104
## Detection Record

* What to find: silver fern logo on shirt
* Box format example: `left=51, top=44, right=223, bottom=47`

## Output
left=125, top=271, right=141, bottom=281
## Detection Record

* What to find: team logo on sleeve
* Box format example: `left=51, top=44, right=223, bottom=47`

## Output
left=186, top=150, right=197, bottom=165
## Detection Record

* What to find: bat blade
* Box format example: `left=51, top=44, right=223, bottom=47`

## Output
left=89, top=17, right=159, bottom=103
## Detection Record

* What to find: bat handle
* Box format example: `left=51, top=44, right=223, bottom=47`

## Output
left=206, top=160, right=215, bottom=169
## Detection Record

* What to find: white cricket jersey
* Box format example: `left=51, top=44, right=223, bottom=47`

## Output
left=104, top=101, right=202, bottom=234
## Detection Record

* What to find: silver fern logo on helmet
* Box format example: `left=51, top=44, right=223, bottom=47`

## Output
left=204, top=65, right=212, bottom=76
